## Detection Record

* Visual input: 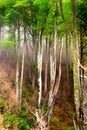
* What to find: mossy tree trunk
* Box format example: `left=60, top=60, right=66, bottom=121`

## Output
left=71, top=0, right=84, bottom=129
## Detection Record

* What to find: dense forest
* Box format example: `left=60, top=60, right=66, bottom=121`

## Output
left=0, top=0, right=87, bottom=130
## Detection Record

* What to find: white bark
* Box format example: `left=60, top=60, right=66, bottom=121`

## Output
left=44, top=39, right=49, bottom=92
left=66, top=34, right=69, bottom=82
left=0, top=26, right=1, bottom=39
left=48, top=30, right=57, bottom=124
left=37, top=32, right=43, bottom=108
left=20, top=43, right=26, bottom=108
left=83, top=78, right=87, bottom=129
left=20, top=26, right=26, bottom=109
left=16, top=25, right=20, bottom=102
left=44, top=63, right=48, bottom=92
left=53, top=37, right=63, bottom=96
left=30, top=109, right=48, bottom=130
left=32, top=43, right=36, bottom=88
left=16, top=52, right=19, bottom=101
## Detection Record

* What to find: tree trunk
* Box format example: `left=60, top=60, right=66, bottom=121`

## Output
left=32, top=34, right=37, bottom=88
left=66, top=34, right=69, bottom=82
left=20, top=26, right=26, bottom=108
left=16, top=22, right=20, bottom=102
left=72, top=34, right=80, bottom=129
left=83, top=69, right=87, bottom=130
left=37, top=31, right=43, bottom=108
left=71, top=0, right=82, bottom=129
left=47, top=37, right=63, bottom=124
left=16, top=54, right=20, bottom=101
left=0, top=26, right=1, bottom=39
left=32, top=76, right=35, bottom=88
left=48, top=30, right=57, bottom=124
left=44, top=39, right=49, bottom=92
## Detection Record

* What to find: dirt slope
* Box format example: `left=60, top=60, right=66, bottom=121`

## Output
left=0, top=59, right=17, bottom=107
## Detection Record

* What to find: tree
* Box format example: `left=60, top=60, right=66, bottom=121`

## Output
left=76, top=0, right=87, bottom=129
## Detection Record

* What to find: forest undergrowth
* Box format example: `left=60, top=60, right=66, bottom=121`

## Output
left=0, top=56, right=75, bottom=130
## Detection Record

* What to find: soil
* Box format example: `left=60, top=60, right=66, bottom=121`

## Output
left=0, top=59, right=17, bottom=107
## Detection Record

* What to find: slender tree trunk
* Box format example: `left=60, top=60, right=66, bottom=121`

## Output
left=16, top=22, right=20, bottom=102
left=83, top=69, right=87, bottom=130
left=16, top=53, right=20, bottom=101
left=69, top=34, right=72, bottom=69
left=80, top=25, right=84, bottom=89
left=32, top=34, right=37, bottom=88
left=37, top=31, right=43, bottom=108
left=20, top=26, right=26, bottom=108
left=20, top=45, right=25, bottom=108
left=66, top=34, right=69, bottom=82
left=44, top=39, right=49, bottom=92
left=0, top=26, right=1, bottom=39
left=32, top=76, right=35, bottom=88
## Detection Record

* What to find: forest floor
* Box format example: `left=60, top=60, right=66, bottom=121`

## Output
left=0, top=57, right=16, bottom=130
left=0, top=55, right=75, bottom=130
left=0, top=57, right=16, bottom=107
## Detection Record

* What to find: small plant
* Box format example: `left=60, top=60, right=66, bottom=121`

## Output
left=0, top=98, right=8, bottom=114
left=3, top=114, right=17, bottom=129
left=3, top=104, right=36, bottom=130
left=18, top=104, right=30, bottom=130
left=18, top=117, right=30, bottom=130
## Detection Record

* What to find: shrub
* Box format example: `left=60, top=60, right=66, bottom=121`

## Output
left=18, top=104, right=30, bottom=130
left=3, top=114, right=17, bottom=129
left=18, top=117, right=30, bottom=130
left=0, top=98, right=8, bottom=114
left=3, top=104, right=36, bottom=130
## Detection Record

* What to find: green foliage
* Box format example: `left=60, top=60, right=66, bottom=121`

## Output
left=3, top=104, right=35, bottom=130
left=4, top=8, right=19, bottom=25
left=3, top=114, right=17, bottom=127
left=0, top=98, right=8, bottom=114
left=2, top=35, right=17, bottom=49
left=63, top=126, right=75, bottom=130
left=18, top=104, right=36, bottom=129
left=18, top=104, right=35, bottom=129
left=18, top=117, right=30, bottom=130
left=63, top=0, right=72, bottom=27
left=14, top=0, right=29, bottom=7
left=76, top=1, right=87, bottom=25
